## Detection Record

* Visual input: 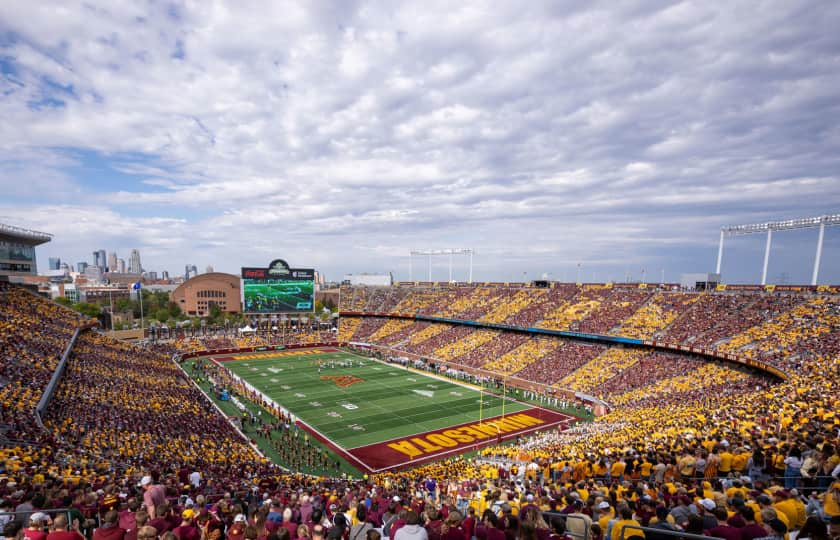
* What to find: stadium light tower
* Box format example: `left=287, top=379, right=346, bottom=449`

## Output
left=716, top=214, right=840, bottom=285
left=409, top=249, right=474, bottom=283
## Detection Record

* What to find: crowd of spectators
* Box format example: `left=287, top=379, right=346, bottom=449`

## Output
left=481, top=339, right=561, bottom=377
left=509, top=343, right=605, bottom=386
left=451, top=334, right=530, bottom=370
left=610, top=293, right=701, bottom=340
left=576, top=291, right=652, bottom=335
left=0, top=289, right=85, bottom=448
left=1, top=284, right=839, bottom=540
left=432, top=330, right=500, bottom=363
left=555, top=349, right=647, bottom=393
left=367, top=320, right=416, bottom=344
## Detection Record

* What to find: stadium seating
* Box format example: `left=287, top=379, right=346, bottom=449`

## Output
left=2, top=282, right=839, bottom=539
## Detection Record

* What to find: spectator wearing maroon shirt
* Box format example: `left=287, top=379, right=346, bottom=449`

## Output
left=228, top=515, right=248, bottom=540
left=93, top=511, right=126, bottom=540
left=120, top=501, right=142, bottom=533
left=149, top=507, right=172, bottom=535
left=23, top=513, right=49, bottom=540
left=474, top=511, right=504, bottom=540
left=172, top=510, right=200, bottom=540
left=45, top=515, right=84, bottom=540
left=125, top=511, right=150, bottom=540
left=461, top=509, right=476, bottom=540
left=707, top=508, right=742, bottom=540
left=738, top=507, right=767, bottom=540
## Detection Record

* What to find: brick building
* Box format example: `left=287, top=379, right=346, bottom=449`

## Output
left=170, top=272, right=241, bottom=316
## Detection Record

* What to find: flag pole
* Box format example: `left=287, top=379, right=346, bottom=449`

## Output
left=135, top=282, right=145, bottom=336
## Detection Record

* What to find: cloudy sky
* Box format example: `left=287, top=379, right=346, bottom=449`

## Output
left=1, top=1, right=839, bottom=284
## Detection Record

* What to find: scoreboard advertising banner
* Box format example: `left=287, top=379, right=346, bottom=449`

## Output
left=241, top=259, right=315, bottom=313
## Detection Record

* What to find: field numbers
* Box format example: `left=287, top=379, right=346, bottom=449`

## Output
left=341, top=403, right=358, bottom=410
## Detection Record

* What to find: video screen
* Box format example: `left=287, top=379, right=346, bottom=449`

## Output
left=243, top=278, right=314, bottom=313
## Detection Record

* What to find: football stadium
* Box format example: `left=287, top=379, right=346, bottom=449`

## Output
left=2, top=3, right=840, bottom=540
left=2, top=220, right=840, bottom=540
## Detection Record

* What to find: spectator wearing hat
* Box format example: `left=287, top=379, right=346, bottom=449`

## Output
left=227, top=514, right=248, bottom=540
left=24, top=513, right=49, bottom=540
left=139, top=478, right=166, bottom=522
left=596, top=502, right=614, bottom=533
left=697, top=499, right=718, bottom=531
left=93, top=511, right=126, bottom=540
left=172, top=510, right=200, bottom=540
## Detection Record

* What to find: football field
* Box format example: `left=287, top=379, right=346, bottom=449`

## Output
left=214, top=348, right=572, bottom=472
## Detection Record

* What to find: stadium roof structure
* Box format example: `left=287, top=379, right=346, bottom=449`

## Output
left=0, top=222, right=53, bottom=245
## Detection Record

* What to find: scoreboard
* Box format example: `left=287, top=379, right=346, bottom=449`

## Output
left=241, top=259, right=315, bottom=313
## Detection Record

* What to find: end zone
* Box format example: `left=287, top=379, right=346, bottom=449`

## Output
left=344, top=407, right=573, bottom=472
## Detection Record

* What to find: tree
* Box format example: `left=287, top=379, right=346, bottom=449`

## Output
left=208, top=303, right=223, bottom=322
left=155, top=309, right=171, bottom=323
left=73, top=302, right=102, bottom=318
left=55, top=297, right=74, bottom=307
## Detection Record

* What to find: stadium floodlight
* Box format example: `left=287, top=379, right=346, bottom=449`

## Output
left=716, top=214, right=840, bottom=285
left=409, top=248, right=474, bottom=283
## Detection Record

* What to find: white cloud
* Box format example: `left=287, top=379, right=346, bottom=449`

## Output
left=0, top=0, right=838, bottom=283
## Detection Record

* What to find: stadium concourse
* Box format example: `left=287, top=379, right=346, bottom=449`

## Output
left=1, top=283, right=839, bottom=540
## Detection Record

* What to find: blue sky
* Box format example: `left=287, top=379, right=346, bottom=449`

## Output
left=1, top=1, right=839, bottom=284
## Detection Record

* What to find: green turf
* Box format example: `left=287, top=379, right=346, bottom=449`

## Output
left=220, top=350, right=530, bottom=448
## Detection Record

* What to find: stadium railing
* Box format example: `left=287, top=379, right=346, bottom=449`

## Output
left=34, top=320, right=99, bottom=429
left=619, top=523, right=724, bottom=540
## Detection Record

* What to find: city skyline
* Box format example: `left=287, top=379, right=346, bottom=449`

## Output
left=1, top=2, right=839, bottom=283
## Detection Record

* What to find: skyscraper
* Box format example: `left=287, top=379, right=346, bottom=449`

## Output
left=76, top=261, right=88, bottom=273
left=117, top=258, right=126, bottom=273
left=108, top=252, right=117, bottom=273
left=185, top=264, right=197, bottom=281
left=48, top=257, right=61, bottom=270
left=93, top=250, right=106, bottom=269
left=128, top=249, right=142, bottom=274
left=161, top=270, right=170, bottom=280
